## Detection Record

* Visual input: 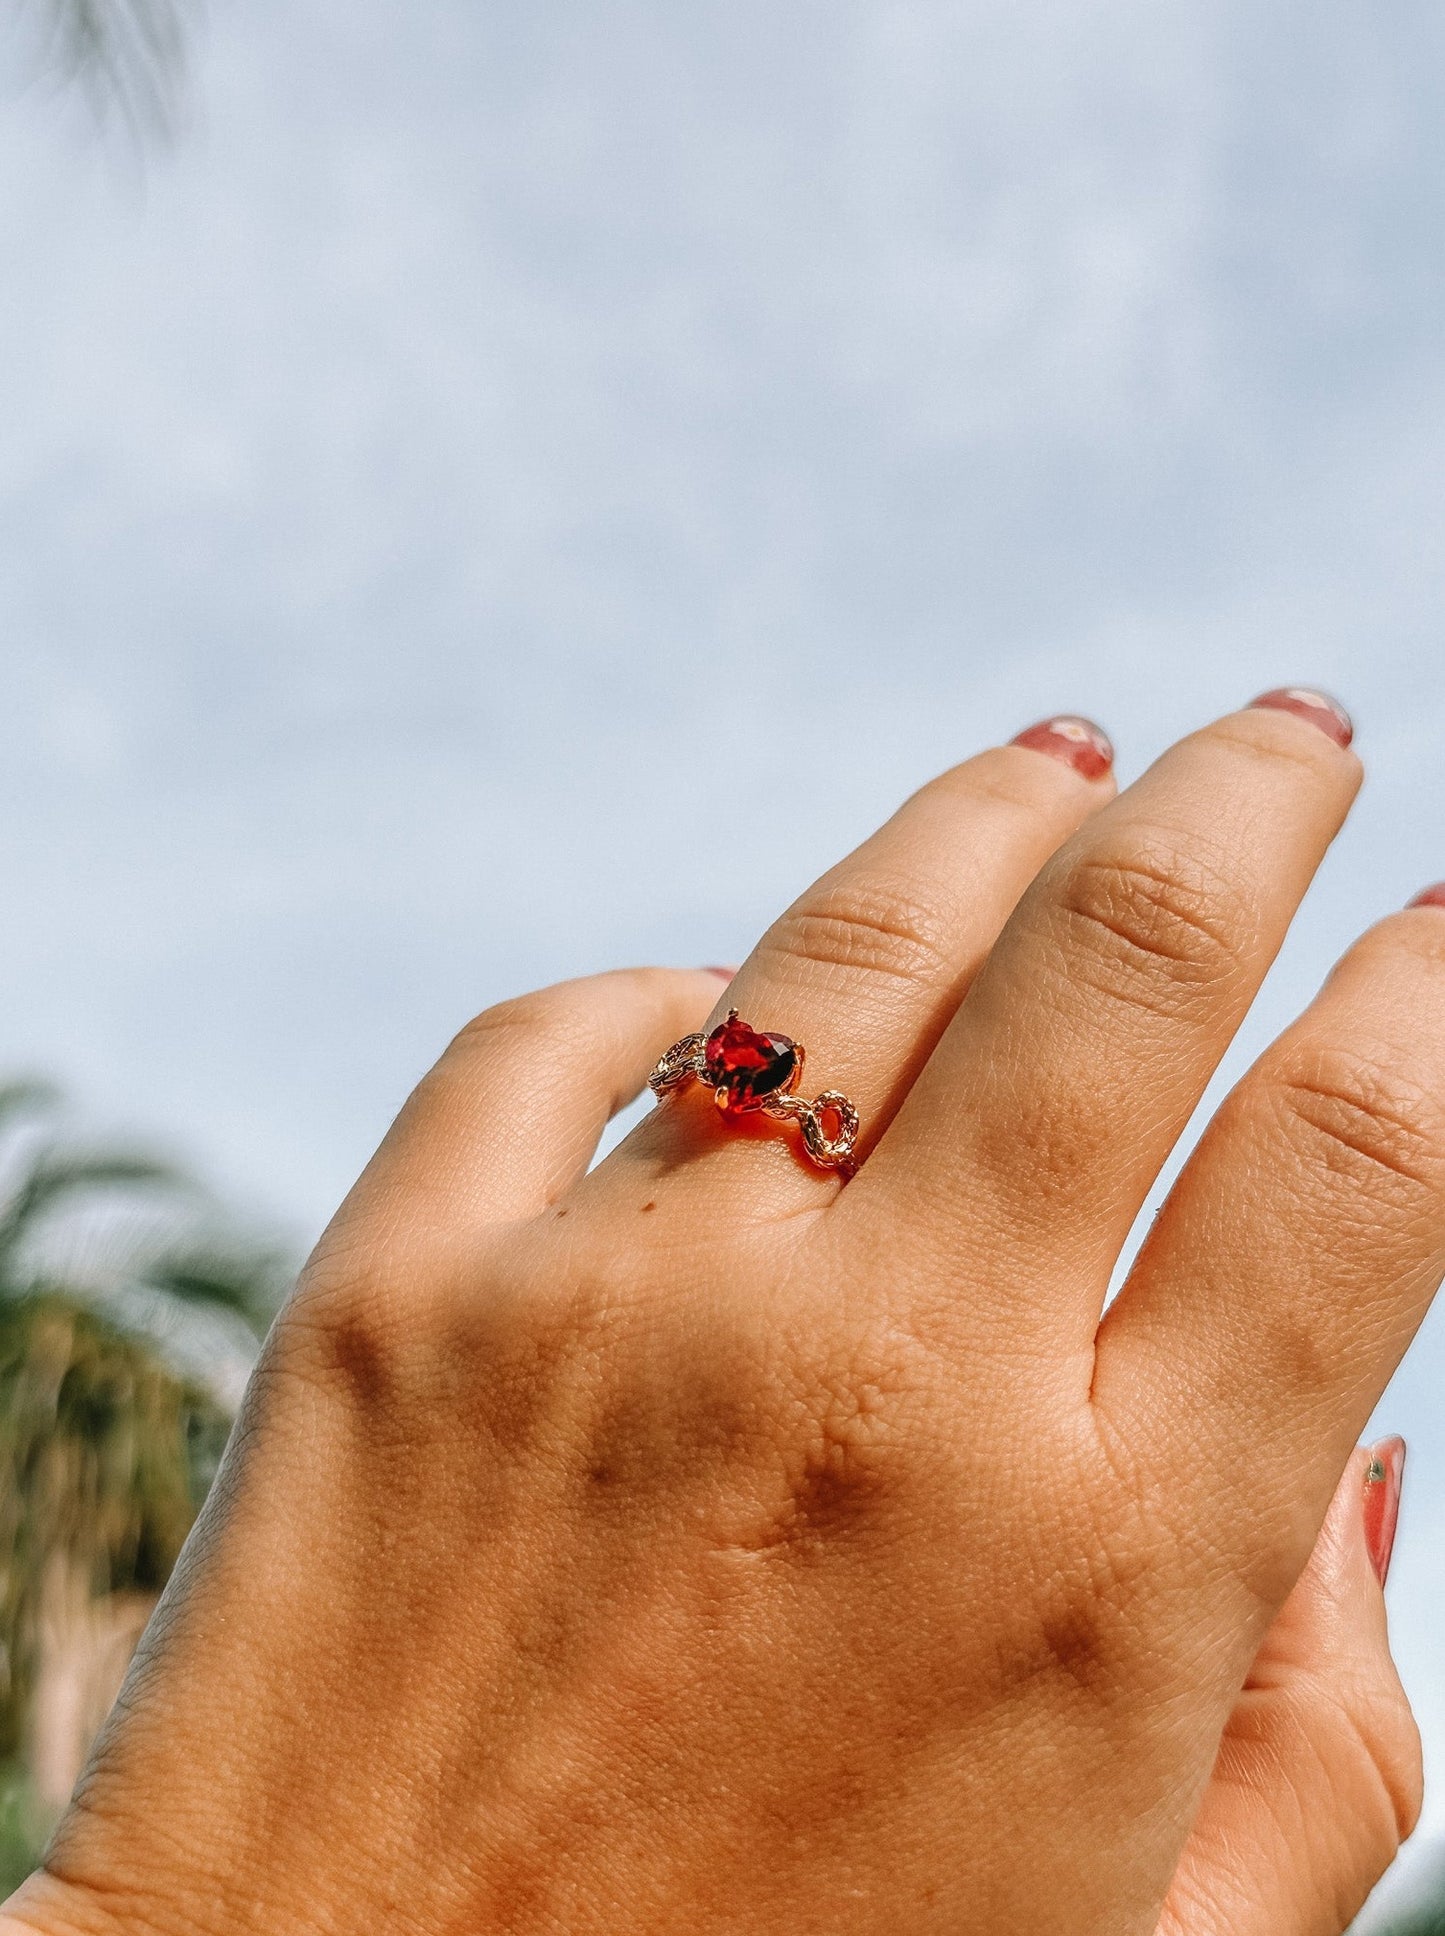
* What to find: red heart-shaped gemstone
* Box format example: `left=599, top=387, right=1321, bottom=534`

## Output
left=704, top=1014, right=799, bottom=1113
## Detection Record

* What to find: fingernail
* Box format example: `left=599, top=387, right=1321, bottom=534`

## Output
left=702, top=966, right=739, bottom=982
left=1407, top=885, right=1445, bottom=910
left=1248, top=687, right=1355, bottom=748
left=1010, top=716, right=1114, bottom=781
left=1363, top=1437, right=1407, bottom=1587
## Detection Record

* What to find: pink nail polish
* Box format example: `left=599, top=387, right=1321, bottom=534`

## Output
left=1408, top=885, right=1445, bottom=910
left=1363, top=1437, right=1406, bottom=1587
left=1010, top=716, right=1115, bottom=782
left=702, top=966, right=739, bottom=982
left=1249, top=687, right=1355, bottom=748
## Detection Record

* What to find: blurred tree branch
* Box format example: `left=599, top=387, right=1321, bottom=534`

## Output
left=20, top=0, right=191, bottom=138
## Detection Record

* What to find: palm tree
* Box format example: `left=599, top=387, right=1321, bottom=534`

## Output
left=0, top=1082, right=289, bottom=1874
left=0, top=1295, right=231, bottom=1783
left=0, top=1080, right=285, bottom=1343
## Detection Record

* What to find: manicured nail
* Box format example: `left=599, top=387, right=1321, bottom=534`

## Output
left=1363, top=1437, right=1406, bottom=1587
left=1010, top=716, right=1114, bottom=781
left=1408, top=885, right=1445, bottom=910
left=1249, top=687, right=1354, bottom=748
left=702, top=966, right=739, bottom=982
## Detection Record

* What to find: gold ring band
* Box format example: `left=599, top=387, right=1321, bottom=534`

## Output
left=648, top=1009, right=860, bottom=1175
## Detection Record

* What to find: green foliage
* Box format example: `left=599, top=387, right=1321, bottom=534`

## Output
left=0, top=1292, right=232, bottom=1762
left=0, top=1761, right=51, bottom=1896
left=0, top=1080, right=284, bottom=1337
left=137, top=1245, right=285, bottom=1340
left=0, top=1081, right=288, bottom=1782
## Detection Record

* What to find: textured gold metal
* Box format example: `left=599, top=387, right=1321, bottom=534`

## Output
left=647, top=1031, right=708, bottom=1093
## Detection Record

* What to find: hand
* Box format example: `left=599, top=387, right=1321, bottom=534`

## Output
left=5, top=696, right=1435, bottom=1935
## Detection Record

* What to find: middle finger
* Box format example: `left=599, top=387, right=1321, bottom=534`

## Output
left=864, top=692, right=1361, bottom=1353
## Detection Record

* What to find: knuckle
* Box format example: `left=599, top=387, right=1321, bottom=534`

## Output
left=1266, top=1043, right=1445, bottom=1208
left=278, top=1238, right=458, bottom=1408
left=1209, top=707, right=1349, bottom=780
left=1372, top=1691, right=1426, bottom=1844
left=1396, top=904, right=1445, bottom=971
left=441, top=975, right=669, bottom=1087
left=759, top=881, right=954, bottom=989
left=1052, top=842, right=1252, bottom=1021
left=451, top=985, right=584, bottom=1058
left=711, top=1323, right=933, bottom=1558
left=780, top=1350, right=914, bottom=1529
left=1341, top=904, right=1445, bottom=992
left=1015, top=1573, right=1120, bottom=1699
left=991, top=1426, right=1161, bottom=1707
left=997, top=1531, right=1141, bottom=1703
left=293, top=1268, right=630, bottom=1493
left=281, top=1230, right=569, bottom=1438
left=922, top=747, right=1078, bottom=818
left=1320, top=1671, right=1424, bottom=1851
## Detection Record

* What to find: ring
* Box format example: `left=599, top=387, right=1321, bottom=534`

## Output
left=648, top=1009, right=861, bottom=1175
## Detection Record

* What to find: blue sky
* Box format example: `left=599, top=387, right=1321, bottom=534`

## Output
left=3, top=0, right=1444, bottom=1880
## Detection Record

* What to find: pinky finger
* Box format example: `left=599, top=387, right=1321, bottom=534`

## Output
left=1157, top=1443, right=1421, bottom=1936
left=324, top=967, right=731, bottom=1241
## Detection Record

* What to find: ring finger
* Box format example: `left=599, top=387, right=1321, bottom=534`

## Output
left=609, top=716, right=1117, bottom=1209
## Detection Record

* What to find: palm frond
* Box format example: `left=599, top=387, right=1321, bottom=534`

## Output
left=0, top=1152, right=183, bottom=1290
left=25, top=0, right=191, bottom=139
left=137, top=1245, right=288, bottom=1339
left=0, top=1084, right=60, bottom=1134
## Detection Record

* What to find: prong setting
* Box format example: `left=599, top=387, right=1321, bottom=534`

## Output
left=647, top=1014, right=857, bottom=1174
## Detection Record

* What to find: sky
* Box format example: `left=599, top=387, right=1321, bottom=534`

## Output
left=2, top=0, right=1445, bottom=1891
